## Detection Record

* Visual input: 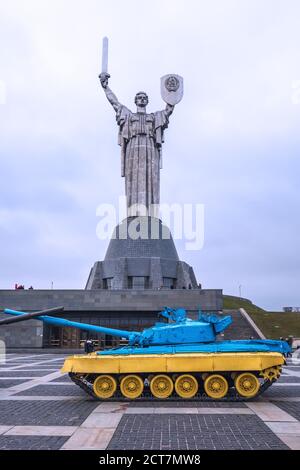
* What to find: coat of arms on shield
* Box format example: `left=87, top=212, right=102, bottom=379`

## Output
left=161, top=74, right=184, bottom=105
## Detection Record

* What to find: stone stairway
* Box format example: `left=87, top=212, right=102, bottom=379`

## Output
left=221, top=309, right=261, bottom=340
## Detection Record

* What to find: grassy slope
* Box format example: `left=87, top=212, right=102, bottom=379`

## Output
left=223, top=295, right=300, bottom=339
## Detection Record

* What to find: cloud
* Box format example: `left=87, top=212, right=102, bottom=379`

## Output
left=0, top=0, right=300, bottom=309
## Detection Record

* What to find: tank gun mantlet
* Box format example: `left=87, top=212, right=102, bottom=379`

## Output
left=128, top=332, right=142, bottom=345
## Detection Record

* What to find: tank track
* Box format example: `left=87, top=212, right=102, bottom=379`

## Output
left=69, top=373, right=274, bottom=402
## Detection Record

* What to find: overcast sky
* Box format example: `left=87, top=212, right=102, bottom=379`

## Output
left=0, top=0, right=299, bottom=310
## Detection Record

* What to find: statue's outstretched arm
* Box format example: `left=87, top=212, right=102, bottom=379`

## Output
left=99, top=73, right=122, bottom=112
left=104, top=86, right=121, bottom=112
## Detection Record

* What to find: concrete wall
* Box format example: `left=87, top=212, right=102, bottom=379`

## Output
left=0, top=314, right=43, bottom=348
left=0, top=289, right=223, bottom=348
left=0, top=289, right=223, bottom=312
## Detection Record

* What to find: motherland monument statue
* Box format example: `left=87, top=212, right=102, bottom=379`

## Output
left=99, top=37, right=183, bottom=218
left=86, top=38, right=197, bottom=290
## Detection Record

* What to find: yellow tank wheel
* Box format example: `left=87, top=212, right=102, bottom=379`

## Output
left=120, top=375, right=144, bottom=399
left=150, top=374, right=174, bottom=399
left=175, top=374, right=198, bottom=399
left=204, top=374, right=228, bottom=399
left=235, top=373, right=260, bottom=398
left=93, top=374, right=117, bottom=399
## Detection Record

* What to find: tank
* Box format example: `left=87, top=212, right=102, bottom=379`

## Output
left=1, top=306, right=291, bottom=401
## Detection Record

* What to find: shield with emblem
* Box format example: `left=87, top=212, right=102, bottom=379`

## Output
left=160, top=74, right=184, bottom=105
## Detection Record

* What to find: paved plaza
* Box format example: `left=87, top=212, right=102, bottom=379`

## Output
left=0, top=353, right=300, bottom=450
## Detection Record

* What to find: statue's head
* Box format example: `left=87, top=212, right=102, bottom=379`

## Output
left=135, top=91, right=149, bottom=108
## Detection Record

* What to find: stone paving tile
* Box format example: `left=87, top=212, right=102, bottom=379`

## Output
left=276, top=434, right=300, bottom=450
left=6, top=358, right=46, bottom=362
left=50, top=375, right=71, bottom=383
left=0, top=379, right=29, bottom=388
left=128, top=401, right=247, bottom=408
left=0, top=426, right=13, bottom=435
left=94, top=403, right=129, bottom=413
left=15, top=360, right=62, bottom=364
left=0, top=396, right=86, bottom=401
left=0, top=400, right=99, bottom=426
left=14, top=384, right=86, bottom=397
left=61, top=428, right=115, bottom=450
left=38, top=362, right=64, bottom=370
left=125, top=407, right=253, bottom=415
left=4, top=361, right=56, bottom=365
left=264, top=422, right=300, bottom=434
left=8, top=356, right=60, bottom=359
left=107, top=414, right=288, bottom=450
left=47, top=382, right=74, bottom=386
left=9, top=368, right=58, bottom=372
left=11, top=365, right=61, bottom=369
left=5, top=425, right=77, bottom=436
left=197, top=401, right=247, bottom=407
left=271, top=401, right=300, bottom=421
left=269, top=397, right=300, bottom=402
left=263, top=387, right=300, bottom=399
left=81, top=412, right=123, bottom=428
left=0, top=364, right=22, bottom=369
left=0, top=435, right=69, bottom=450
left=0, top=371, right=53, bottom=377
left=0, top=360, right=23, bottom=363
left=277, top=376, right=300, bottom=383
left=247, top=402, right=297, bottom=422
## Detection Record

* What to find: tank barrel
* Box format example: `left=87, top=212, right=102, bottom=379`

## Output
left=1, top=308, right=139, bottom=340
left=0, top=307, right=64, bottom=325
left=41, top=316, right=136, bottom=339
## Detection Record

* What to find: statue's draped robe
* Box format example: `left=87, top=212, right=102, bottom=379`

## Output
left=115, top=106, right=170, bottom=215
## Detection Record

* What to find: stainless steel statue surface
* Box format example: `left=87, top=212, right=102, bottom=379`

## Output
left=99, top=38, right=183, bottom=217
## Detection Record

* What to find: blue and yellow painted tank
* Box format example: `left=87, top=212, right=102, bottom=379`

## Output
left=1, top=306, right=291, bottom=401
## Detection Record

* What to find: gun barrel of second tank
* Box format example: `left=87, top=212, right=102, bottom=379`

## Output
left=3, top=308, right=138, bottom=340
